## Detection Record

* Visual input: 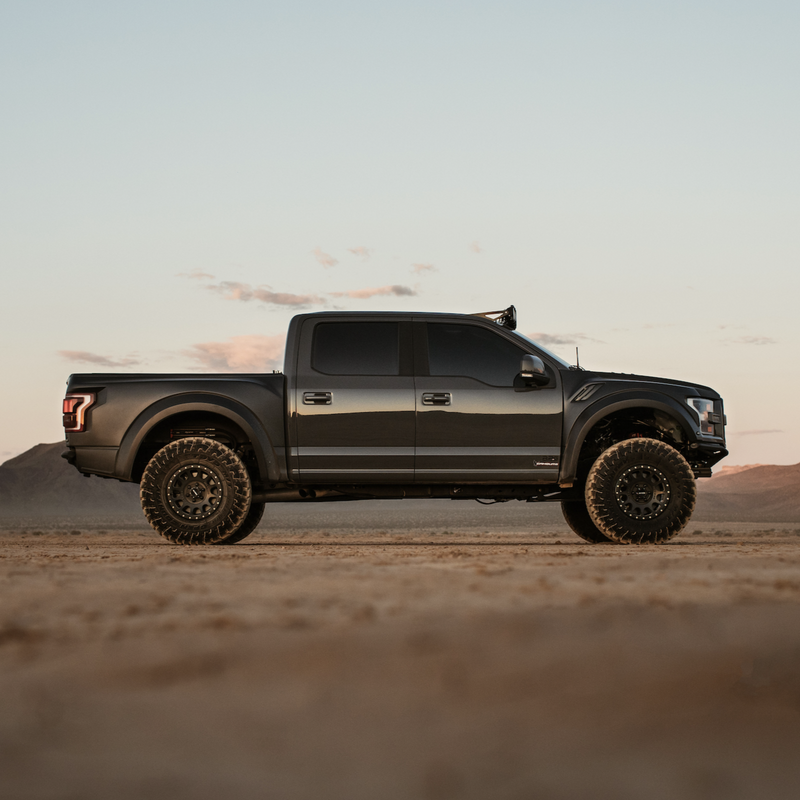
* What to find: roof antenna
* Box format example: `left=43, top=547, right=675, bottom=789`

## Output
left=575, top=346, right=580, bottom=370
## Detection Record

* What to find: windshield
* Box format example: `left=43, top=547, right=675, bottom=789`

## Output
left=510, top=331, right=573, bottom=369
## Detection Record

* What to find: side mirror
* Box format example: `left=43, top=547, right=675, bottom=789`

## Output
left=520, top=354, right=549, bottom=386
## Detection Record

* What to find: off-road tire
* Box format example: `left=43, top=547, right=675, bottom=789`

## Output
left=585, top=438, right=695, bottom=544
left=561, top=500, right=616, bottom=544
left=213, top=502, right=265, bottom=545
left=140, top=437, right=252, bottom=545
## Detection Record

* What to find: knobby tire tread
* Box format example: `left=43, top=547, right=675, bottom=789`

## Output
left=561, top=500, right=616, bottom=544
left=140, top=437, right=252, bottom=545
left=585, top=438, right=696, bottom=545
left=213, top=502, right=265, bottom=545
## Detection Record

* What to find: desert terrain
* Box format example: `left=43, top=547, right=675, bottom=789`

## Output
left=2, top=496, right=800, bottom=800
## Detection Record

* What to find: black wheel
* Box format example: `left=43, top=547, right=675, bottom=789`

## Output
left=585, top=438, right=696, bottom=544
left=213, top=502, right=265, bottom=545
left=140, top=437, right=252, bottom=545
left=561, top=500, right=616, bottom=544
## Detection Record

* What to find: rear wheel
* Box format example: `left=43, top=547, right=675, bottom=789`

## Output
left=585, top=438, right=695, bottom=544
left=561, top=500, right=615, bottom=544
left=140, top=437, right=252, bottom=545
left=213, top=502, right=265, bottom=545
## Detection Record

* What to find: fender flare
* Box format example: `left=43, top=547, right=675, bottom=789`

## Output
left=115, top=393, right=280, bottom=483
left=560, top=392, right=698, bottom=485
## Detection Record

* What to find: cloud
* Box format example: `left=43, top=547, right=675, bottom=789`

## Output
left=411, top=263, right=435, bottom=274
left=347, top=246, right=372, bottom=259
left=732, top=429, right=782, bottom=436
left=312, top=247, right=338, bottom=268
left=207, top=281, right=324, bottom=307
left=527, top=332, right=599, bottom=346
left=468, top=241, right=483, bottom=253
left=330, top=285, right=417, bottom=299
left=183, top=335, right=286, bottom=373
left=727, top=335, right=777, bottom=345
left=612, top=324, right=675, bottom=332
left=58, top=351, right=141, bottom=368
left=178, top=269, right=216, bottom=280
left=202, top=278, right=415, bottom=307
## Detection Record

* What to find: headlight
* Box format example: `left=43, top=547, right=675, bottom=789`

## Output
left=687, top=397, right=715, bottom=436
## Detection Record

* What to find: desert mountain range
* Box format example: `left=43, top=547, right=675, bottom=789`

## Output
left=0, top=442, right=140, bottom=516
left=1, top=442, right=798, bottom=522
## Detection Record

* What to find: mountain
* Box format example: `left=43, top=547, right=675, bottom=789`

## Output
left=0, top=442, right=140, bottom=517
left=695, top=462, right=800, bottom=522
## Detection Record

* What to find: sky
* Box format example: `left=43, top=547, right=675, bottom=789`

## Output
left=1, top=0, right=798, bottom=466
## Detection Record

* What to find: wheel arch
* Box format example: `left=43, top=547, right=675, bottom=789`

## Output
left=560, top=393, right=698, bottom=486
left=116, top=394, right=280, bottom=484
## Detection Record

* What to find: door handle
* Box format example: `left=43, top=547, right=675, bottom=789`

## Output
left=421, top=392, right=451, bottom=406
left=303, top=392, right=332, bottom=405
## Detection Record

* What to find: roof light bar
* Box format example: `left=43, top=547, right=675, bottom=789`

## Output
left=471, top=305, right=517, bottom=330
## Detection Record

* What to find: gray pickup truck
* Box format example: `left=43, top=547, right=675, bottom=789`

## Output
left=62, top=306, right=727, bottom=545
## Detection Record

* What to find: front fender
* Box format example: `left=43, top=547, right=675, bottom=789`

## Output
left=115, top=393, right=281, bottom=483
left=560, top=392, right=698, bottom=486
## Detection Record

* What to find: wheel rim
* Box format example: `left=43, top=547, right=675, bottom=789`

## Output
left=614, top=464, right=671, bottom=520
left=166, top=462, right=226, bottom=521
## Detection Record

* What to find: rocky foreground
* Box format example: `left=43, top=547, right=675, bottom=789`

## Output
left=2, top=518, right=800, bottom=799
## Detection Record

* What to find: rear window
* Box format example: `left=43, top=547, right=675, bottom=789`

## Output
left=312, top=322, right=400, bottom=375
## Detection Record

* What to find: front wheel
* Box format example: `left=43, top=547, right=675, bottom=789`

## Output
left=140, top=437, right=252, bottom=545
left=585, top=438, right=696, bottom=544
left=561, top=500, right=616, bottom=544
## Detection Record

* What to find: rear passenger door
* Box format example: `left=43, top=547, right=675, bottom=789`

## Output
left=292, top=317, right=415, bottom=482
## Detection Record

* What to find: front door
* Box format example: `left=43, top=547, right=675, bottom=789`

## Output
left=293, top=318, right=415, bottom=482
left=414, top=321, right=563, bottom=483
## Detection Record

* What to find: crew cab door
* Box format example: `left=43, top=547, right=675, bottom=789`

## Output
left=291, top=318, right=415, bottom=482
left=414, top=320, right=563, bottom=482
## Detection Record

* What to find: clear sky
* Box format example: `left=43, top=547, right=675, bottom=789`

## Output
left=1, top=1, right=798, bottom=466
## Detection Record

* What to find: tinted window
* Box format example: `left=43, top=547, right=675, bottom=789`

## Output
left=313, top=322, right=400, bottom=375
left=427, top=323, right=524, bottom=386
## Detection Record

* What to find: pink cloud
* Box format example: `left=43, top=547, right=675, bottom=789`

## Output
left=727, top=335, right=777, bottom=346
left=527, top=332, right=600, bottom=346
left=411, top=263, right=435, bottom=274
left=178, top=269, right=216, bottom=280
left=58, top=351, right=141, bottom=368
left=468, top=241, right=483, bottom=253
left=312, top=247, right=339, bottom=268
left=347, top=246, right=372, bottom=259
left=183, top=335, right=286, bottom=373
left=330, top=285, right=417, bottom=299
left=207, top=281, right=324, bottom=307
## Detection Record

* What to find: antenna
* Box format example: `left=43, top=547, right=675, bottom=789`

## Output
left=575, top=346, right=580, bottom=369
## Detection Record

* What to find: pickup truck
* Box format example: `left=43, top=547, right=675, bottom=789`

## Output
left=62, top=306, right=727, bottom=545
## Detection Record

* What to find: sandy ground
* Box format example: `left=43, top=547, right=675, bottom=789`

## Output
left=3, top=500, right=800, bottom=800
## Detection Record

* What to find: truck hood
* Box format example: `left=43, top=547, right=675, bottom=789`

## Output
left=569, top=370, right=722, bottom=400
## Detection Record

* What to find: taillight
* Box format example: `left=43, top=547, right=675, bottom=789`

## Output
left=63, top=393, right=95, bottom=432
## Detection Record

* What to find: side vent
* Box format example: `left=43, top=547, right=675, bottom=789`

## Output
left=571, top=383, right=603, bottom=402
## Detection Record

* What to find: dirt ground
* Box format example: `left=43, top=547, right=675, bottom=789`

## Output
left=2, top=501, right=800, bottom=800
